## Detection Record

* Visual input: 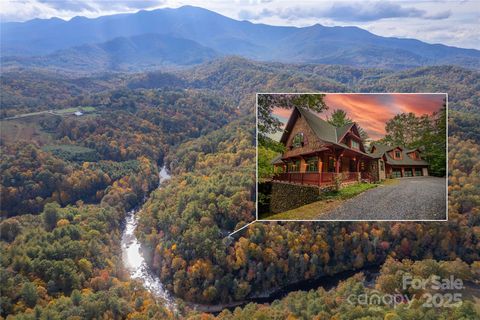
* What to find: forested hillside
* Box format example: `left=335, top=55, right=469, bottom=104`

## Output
left=1, top=87, right=235, bottom=216
left=1, top=58, right=479, bottom=318
left=133, top=58, right=480, bottom=309
left=199, top=258, right=479, bottom=319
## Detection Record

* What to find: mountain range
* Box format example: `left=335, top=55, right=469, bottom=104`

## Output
left=2, top=5, right=479, bottom=71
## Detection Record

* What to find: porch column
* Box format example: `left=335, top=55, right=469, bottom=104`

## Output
left=356, top=158, right=361, bottom=181
left=335, top=150, right=342, bottom=174
left=401, top=167, right=405, bottom=177
left=335, top=156, right=340, bottom=173
left=300, top=157, right=306, bottom=173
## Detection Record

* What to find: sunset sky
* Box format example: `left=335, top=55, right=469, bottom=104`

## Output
left=270, top=93, right=445, bottom=141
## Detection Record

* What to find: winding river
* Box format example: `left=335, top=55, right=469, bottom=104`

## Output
left=121, top=166, right=382, bottom=313
left=120, top=166, right=176, bottom=310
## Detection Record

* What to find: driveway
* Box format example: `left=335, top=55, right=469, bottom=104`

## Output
left=317, top=177, right=447, bottom=220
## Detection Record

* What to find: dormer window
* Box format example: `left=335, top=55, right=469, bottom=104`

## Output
left=395, top=150, right=401, bottom=159
left=291, top=132, right=305, bottom=148
left=351, top=140, right=359, bottom=149
left=408, top=151, right=420, bottom=160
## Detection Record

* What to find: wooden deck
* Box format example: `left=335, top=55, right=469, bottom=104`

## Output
left=272, top=171, right=371, bottom=186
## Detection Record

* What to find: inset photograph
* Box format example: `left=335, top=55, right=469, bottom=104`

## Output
left=257, top=93, right=447, bottom=221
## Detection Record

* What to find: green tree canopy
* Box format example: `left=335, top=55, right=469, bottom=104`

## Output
left=327, top=109, right=369, bottom=142
left=257, top=94, right=327, bottom=144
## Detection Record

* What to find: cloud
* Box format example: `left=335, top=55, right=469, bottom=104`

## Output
left=36, top=0, right=164, bottom=11
left=237, top=1, right=451, bottom=22
left=425, top=10, right=451, bottom=20
left=324, top=2, right=425, bottom=21
left=0, top=0, right=166, bottom=22
left=239, top=8, right=273, bottom=20
left=37, top=0, right=96, bottom=11
left=272, top=94, right=445, bottom=140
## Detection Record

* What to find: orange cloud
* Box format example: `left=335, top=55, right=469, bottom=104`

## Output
left=270, top=93, right=445, bottom=140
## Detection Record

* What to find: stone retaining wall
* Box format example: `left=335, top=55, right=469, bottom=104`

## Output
left=270, top=182, right=324, bottom=214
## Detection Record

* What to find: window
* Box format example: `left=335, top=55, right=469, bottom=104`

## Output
left=287, top=159, right=301, bottom=172
left=306, top=158, right=318, bottom=172
left=351, top=140, right=359, bottom=149
left=328, top=156, right=335, bottom=172
left=349, top=159, right=356, bottom=172
left=291, top=132, right=304, bottom=148
left=287, top=162, right=294, bottom=172
left=395, top=150, right=401, bottom=159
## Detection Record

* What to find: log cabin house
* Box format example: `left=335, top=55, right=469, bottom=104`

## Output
left=271, top=106, right=429, bottom=186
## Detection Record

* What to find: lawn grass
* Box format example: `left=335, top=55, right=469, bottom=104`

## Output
left=42, top=144, right=98, bottom=162
left=262, top=182, right=378, bottom=220
left=81, top=106, right=96, bottom=112
left=52, top=106, right=96, bottom=115
left=0, top=115, right=56, bottom=145
left=322, top=182, right=379, bottom=200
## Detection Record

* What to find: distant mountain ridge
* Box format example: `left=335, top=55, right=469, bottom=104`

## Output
left=2, top=34, right=218, bottom=72
left=2, top=5, right=479, bottom=71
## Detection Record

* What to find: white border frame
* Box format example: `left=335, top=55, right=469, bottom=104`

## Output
left=255, top=92, right=449, bottom=222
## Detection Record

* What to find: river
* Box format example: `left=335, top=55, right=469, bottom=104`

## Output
left=121, top=166, right=381, bottom=314
left=120, top=166, right=176, bottom=310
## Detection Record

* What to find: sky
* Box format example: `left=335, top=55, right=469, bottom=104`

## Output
left=0, top=0, right=479, bottom=50
left=270, top=93, right=446, bottom=141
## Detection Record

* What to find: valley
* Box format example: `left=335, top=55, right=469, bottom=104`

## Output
left=1, top=46, right=479, bottom=320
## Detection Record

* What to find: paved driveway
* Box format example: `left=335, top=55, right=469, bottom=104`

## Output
left=318, top=177, right=447, bottom=220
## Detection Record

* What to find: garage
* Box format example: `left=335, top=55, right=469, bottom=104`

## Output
left=392, top=168, right=402, bottom=178
left=404, top=168, right=413, bottom=177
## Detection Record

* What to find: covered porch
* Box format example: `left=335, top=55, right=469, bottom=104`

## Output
left=272, top=147, right=373, bottom=186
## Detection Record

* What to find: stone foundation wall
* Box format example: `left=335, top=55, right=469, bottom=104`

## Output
left=369, top=160, right=379, bottom=182
left=270, top=182, right=322, bottom=214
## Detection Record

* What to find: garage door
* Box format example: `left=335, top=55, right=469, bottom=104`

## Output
left=415, top=168, right=423, bottom=176
left=404, top=168, right=413, bottom=177
left=392, top=168, right=402, bottom=178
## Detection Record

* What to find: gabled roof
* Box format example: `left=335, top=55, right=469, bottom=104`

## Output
left=336, top=123, right=355, bottom=143
left=280, top=106, right=371, bottom=157
left=297, top=107, right=338, bottom=144
left=271, top=154, right=284, bottom=165
left=369, top=143, right=428, bottom=166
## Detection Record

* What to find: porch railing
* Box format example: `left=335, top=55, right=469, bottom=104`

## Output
left=272, top=172, right=360, bottom=186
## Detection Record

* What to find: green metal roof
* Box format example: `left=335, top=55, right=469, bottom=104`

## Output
left=369, top=143, right=428, bottom=166
left=271, top=154, right=284, bottom=165
left=296, top=107, right=372, bottom=157
left=336, top=123, right=354, bottom=142
left=296, top=107, right=338, bottom=144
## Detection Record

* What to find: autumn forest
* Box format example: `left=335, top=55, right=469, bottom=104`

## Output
left=1, top=56, right=479, bottom=319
